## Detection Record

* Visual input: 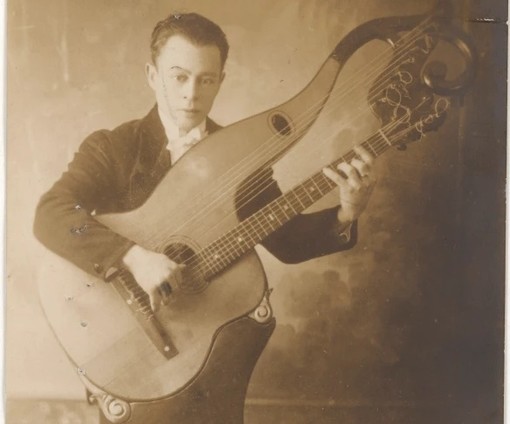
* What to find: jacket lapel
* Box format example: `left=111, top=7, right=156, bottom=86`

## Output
left=206, top=117, right=222, bottom=135
left=136, top=106, right=169, bottom=175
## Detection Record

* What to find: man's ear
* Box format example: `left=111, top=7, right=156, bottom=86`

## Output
left=145, top=62, right=159, bottom=91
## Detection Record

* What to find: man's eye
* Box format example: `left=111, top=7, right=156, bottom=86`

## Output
left=201, top=78, right=216, bottom=86
left=175, top=74, right=188, bottom=82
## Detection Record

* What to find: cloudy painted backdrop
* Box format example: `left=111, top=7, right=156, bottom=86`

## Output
left=7, top=0, right=505, bottom=422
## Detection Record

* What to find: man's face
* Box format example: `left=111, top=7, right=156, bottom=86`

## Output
left=146, top=35, right=224, bottom=134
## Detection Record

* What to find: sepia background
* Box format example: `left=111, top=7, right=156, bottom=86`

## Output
left=6, top=0, right=506, bottom=422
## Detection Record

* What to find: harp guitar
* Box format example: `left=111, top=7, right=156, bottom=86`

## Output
left=37, top=2, right=475, bottom=422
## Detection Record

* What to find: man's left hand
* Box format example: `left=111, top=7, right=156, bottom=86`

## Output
left=323, top=146, right=376, bottom=226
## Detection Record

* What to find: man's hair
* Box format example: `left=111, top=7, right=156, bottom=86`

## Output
left=150, top=13, right=229, bottom=69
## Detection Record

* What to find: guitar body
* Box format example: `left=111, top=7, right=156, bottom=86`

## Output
left=98, top=317, right=276, bottom=424
left=37, top=3, right=476, bottom=415
left=37, top=54, right=344, bottom=402
left=39, top=247, right=268, bottom=400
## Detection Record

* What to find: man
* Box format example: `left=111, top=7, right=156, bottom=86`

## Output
left=34, top=12, right=375, bottom=423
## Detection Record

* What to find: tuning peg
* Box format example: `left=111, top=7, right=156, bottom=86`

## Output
left=397, top=144, right=407, bottom=151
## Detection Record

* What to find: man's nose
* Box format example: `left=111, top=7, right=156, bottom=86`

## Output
left=183, top=79, right=199, bottom=100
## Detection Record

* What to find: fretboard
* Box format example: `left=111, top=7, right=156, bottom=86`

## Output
left=198, top=128, right=394, bottom=278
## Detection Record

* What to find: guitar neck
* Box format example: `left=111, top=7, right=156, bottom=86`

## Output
left=198, top=129, right=394, bottom=278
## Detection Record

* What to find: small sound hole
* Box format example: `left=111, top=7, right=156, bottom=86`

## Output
left=271, top=113, right=292, bottom=136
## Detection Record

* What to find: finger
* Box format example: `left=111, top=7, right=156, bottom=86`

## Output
left=174, top=264, right=186, bottom=285
left=164, top=262, right=184, bottom=286
left=159, top=281, right=172, bottom=297
left=167, top=259, right=181, bottom=270
left=150, top=290, right=162, bottom=312
left=366, top=173, right=378, bottom=188
left=322, top=167, right=345, bottom=186
left=353, top=146, right=374, bottom=166
left=350, top=158, right=370, bottom=178
left=337, top=162, right=362, bottom=188
left=323, top=167, right=354, bottom=191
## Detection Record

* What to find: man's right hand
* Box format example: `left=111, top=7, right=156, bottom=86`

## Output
left=122, top=244, right=183, bottom=312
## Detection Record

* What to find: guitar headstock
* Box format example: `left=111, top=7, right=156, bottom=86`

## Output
left=378, top=90, right=451, bottom=151
left=368, top=15, right=476, bottom=150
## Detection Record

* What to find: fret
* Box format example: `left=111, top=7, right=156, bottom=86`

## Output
left=321, top=166, right=338, bottom=190
left=266, top=204, right=283, bottom=225
left=220, top=236, right=239, bottom=263
left=199, top=244, right=215, bottom=270
left=313, top=173, right=332, bottom=193
left=196, top=124, right=404, bottom=278
left=378, top=128, right=392, bottom=147
left=276, top=198, right=294, bottom=220
left=288, top=190, right=304, bottom=212
left=251, top=211, right=270, bottom=239
left=309, top=176, right=324, bottom=198
left=196, top=251, right=216, bottom=276
left=368, top=134, right=386, bottom=156
left=217, top=237, right=237, bottom=264
left=205, top=262, right=221, bottom=278
left=237, top=222, right=261, bottom=252
left=230, top=227, right=247, bottom=248
left=273, top=204, right=288, bottom=224
left=211, top=244, right=229, bottom=268
left=232, top=227, right=251, bottom=249
left=364, top=138, right=378, bottom=156
left=295, top=184, right=314, bottom=207
left=205, top=248, right=228, bottom=271
left=227, top=239, right=243, bottom=262
left=285, top=190, right=305, bottom=211
left=260, top=209, right=280, bottom=232
left=244, top=215, right=265, bottom=243
left=238, top=224, right=257, bottom=246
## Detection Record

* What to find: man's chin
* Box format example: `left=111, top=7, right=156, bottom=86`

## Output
left=175, top=115, right=205, bottom=133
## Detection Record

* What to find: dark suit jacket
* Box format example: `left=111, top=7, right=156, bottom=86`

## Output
left=34, top=106, right=357, bottom=280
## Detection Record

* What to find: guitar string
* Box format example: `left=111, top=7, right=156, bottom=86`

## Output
left=70, top=18, right=448, bottom=383
left=191, top=15, right=435, bottom=207
left=152, top=22, right=436, bottom=251
left=150, top=17, right=434, bottom=245
left=167, top=97, right=434, bottom=275
left=184, top=100, right=436, bottom=280
left=187, top=102, right=425, bottom=274
left=142, top=16, right=436, bottom=247
left=73, top=97, right=436, bottom=398
left=88, top=105, right=432, bottom=395
left=70, top=15, right=434, bottom=302
left=142, top=103, right=426, bottom=291
left=189, top=108, right=428, bottom=271
left=140, top=17, right=433, bottom=248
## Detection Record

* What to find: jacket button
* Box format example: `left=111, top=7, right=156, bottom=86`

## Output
left=93, top=263, right=103, bottom=274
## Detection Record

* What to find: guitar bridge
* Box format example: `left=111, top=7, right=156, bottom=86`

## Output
left=110, top=270, right=178, bottom=359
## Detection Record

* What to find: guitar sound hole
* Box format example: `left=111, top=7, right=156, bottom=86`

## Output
left=270, top=112, right=293, bottom=136
left=163, top=243, right=208, bottom=294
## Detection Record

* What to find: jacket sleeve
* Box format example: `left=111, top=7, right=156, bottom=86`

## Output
left=262, top=206, right=358, bottom=264
left=33, top=131, right=135, bottom=280
left=237, top=168, right=357, bottom=264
